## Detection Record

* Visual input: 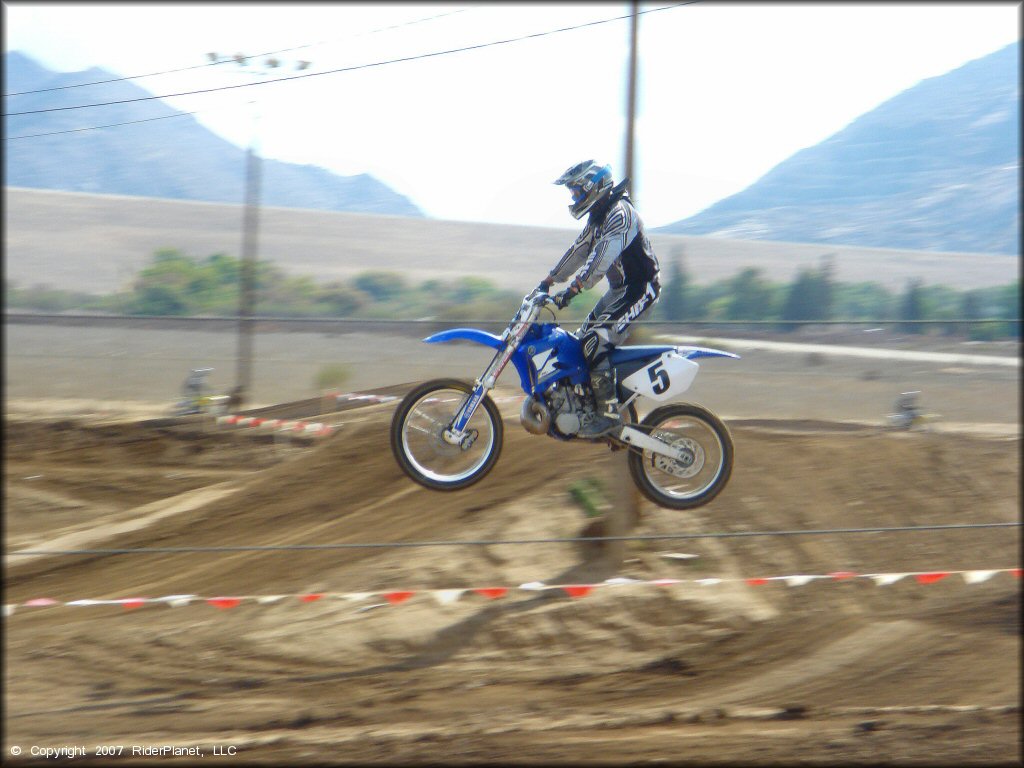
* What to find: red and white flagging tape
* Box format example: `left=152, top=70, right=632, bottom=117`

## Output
left=6, top=568, right=1019, bottom=616
left=215, top=393, right=399, bottom=437
left=216, top=414, right=333, bottom=436
left=335, top=393, right=397, bottom=405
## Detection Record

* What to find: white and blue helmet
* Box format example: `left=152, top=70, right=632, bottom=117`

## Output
left=554, top=159, right=614, bottom=219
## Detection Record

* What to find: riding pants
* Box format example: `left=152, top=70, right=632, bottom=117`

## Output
left=577, top=278, right=660, bottom=368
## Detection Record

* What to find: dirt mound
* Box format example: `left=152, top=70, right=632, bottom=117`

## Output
left=4, top=406, right=1020, bottom=764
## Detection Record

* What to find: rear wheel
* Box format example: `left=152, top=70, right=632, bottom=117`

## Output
left=390, top=379, right=503, bottom=491
left=627, top=403, right=733, bottom=509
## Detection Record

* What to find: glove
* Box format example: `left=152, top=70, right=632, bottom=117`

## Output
left=535, top=280, right=551, bottom=294
left=552, top=288, right=576, bottom=310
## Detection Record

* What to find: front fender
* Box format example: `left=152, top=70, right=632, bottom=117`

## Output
left=424, top=328, right=534, bottom=393
left=424, top=328, right=503, bottom=349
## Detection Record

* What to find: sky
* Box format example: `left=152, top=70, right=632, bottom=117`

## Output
left=3, top=2, right=1020, bottom=230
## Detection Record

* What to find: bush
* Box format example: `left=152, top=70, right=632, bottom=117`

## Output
left=314, top=363, right=351, bottom=392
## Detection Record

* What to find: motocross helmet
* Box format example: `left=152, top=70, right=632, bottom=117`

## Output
left=554, top=160, right=614, bottom=219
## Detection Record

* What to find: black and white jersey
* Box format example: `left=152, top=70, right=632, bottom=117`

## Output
left=548, top=196, right=659, bottom=292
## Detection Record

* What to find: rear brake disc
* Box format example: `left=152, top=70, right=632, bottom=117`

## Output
left=651, top=433, right=704, bottom=479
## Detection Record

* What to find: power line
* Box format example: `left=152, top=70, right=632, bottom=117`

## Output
left=2, top=8, right=471, bottom=98
left=5, top=110, right=201, bottom=140
left=2, top=3, right=695, bottom=118
left=4, top=88, right=295, bottom=140
left=9, top=522, right=1020, bottom=557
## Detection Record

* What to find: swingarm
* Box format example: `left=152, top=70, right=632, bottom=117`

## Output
left=611, top=425, right=689, bottom=462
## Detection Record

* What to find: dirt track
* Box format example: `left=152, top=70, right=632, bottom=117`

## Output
left=3, top=384, right=1020, bottom=765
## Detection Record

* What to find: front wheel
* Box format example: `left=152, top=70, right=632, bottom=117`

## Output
left=390, top=379, right=503, bottom=491
left=627, top=403, right=733, bottom=509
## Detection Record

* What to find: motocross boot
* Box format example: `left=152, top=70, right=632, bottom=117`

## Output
left=577, top=365, right=621, bottom=438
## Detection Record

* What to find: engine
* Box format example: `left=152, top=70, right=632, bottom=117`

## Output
left=519, top=381, right=590, bottom=437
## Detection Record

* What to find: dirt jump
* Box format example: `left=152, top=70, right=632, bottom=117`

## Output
left=4, top=381, right=1020, bottom=765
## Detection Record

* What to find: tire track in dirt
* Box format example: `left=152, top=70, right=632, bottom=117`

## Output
left=5, top=481, right=244, bottom=581
left=683, top=619, right=924, bottom=707
left=3, top=413, right=614, bottom=601
left=118, top=485, right=425, bottom=598
left=5, top=405, right=1019, bottom=764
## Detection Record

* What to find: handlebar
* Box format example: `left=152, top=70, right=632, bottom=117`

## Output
left=526, top=288, right=554, bottom=306
left=500, top=288, right=557, bottom=341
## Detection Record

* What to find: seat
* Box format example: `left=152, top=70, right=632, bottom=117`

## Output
left=607, top=345, right=677, bottom=365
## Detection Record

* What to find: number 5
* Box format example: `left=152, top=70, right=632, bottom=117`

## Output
left=647, top=360, right=670, bottom=395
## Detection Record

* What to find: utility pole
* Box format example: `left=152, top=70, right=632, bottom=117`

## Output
left=624, top=0, right=639, bottom=202
left=237, top=135, right=261, bottom=407
left=205, top=53, right=310, bottom=407
left=605, top=1, right=644, bottom=569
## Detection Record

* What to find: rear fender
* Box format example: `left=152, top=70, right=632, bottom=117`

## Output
left=677, top=346, right=740, bottom=361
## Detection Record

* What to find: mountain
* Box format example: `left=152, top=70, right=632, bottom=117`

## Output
left=658, top=42, right=1020, bottom=255
left=2, top=51, right=423, bottom=216
left=4, top=49, right=56, bottom=94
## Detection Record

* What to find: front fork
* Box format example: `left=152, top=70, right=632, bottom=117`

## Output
left=443, top=321, right=529, bottom=445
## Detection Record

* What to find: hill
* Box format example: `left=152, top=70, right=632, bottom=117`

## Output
left=2, top=51, right=423, bottom=217
left=659, top=43, right=1020, bottom=256
left=4, top=187, right=1018, bottom=295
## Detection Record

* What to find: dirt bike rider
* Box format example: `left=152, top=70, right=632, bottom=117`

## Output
left=180, top=368, right=212, bottom=412
left=538, top=160, right=661, bottom=437
left=892, top=391, right=922, bottom=429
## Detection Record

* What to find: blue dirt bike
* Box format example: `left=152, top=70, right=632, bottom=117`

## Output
left=390, top=287, right=738, bottom=509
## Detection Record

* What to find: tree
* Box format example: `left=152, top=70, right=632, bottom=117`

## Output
left=353, top=271, right=407, bottom=303
left=998, top=281, right=1020, bottom=317
left=133, top=284, right=189, bottom=315
left=961, top=289, right=982, bottom=321
left=725, top=267, right=774, bottom=321
left=779, top=265, right=835, bottom=330
left=963, top=288, right=985, bottom=337
left=153, top=247, right=188, bottom=264
left=316, top=282, right=369, bottom=316
left=205, top=253, right=240, bottom=286
left=817, top=254, right=836, bottom=321
left=124, top=249, right=252, bottom=316
left=454, top=276, right=498, bottom=301
left=780, top=268, right=818, bottom=330
left=779, top=256, right=835, bottom=331
left=999, top=281, right=1021, bottom=339
left=685, top=284, right=711, bottom=321
left=658, top=249, right=689, bottom=321
left=899, top=278, right=926, bottom=334
left=833, top=281, right=893, bottom=319
left=130, top=250, right=199, bottom=314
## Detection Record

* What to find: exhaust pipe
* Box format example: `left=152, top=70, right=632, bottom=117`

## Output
left=520, top=395, right=551, bottom=435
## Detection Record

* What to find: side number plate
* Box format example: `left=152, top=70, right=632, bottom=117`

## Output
left=620, top=353, right=699, bottom=402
